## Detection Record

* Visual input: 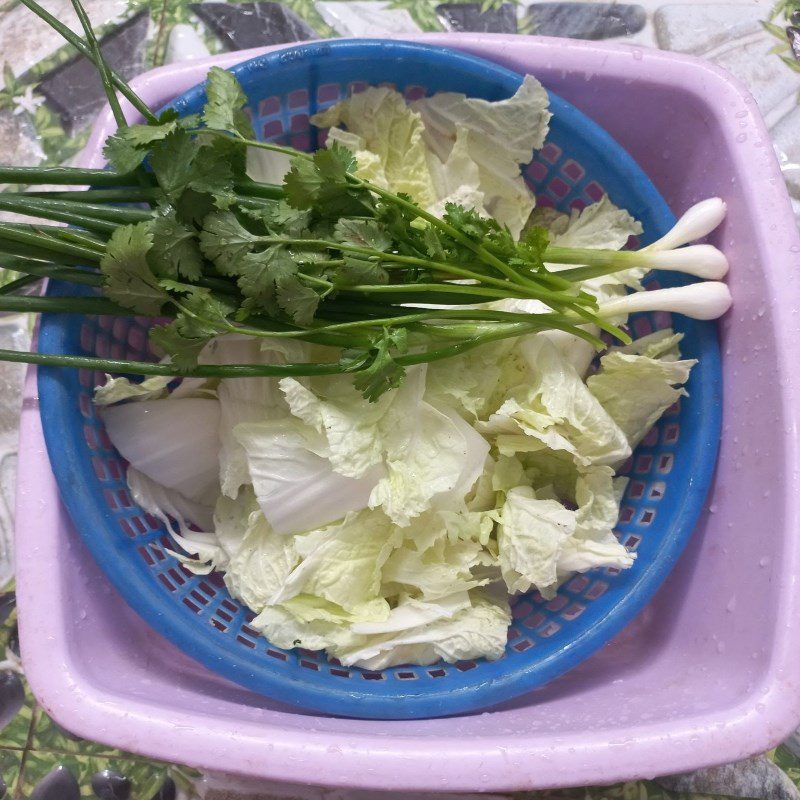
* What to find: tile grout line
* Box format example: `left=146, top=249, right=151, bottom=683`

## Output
left=13, top=704, right=41, bottom=800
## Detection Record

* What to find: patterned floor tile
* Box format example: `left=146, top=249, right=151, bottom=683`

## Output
left=190, top=2, right=316, bottom=50
left=0, top=747, right=24, bottom=798
left=0, top=674, right=32, bottom=752
left=525, top=1, right=647, bottom=40
left=29, top=710, right=123, bottom=760
left=316, top=0, right=422, bottom=36
left=436, top=2, right=518, bottom=33
left=0, top=0, right=137, bottom=79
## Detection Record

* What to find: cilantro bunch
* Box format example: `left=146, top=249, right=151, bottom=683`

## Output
left=0, top=0, right=683, bottom=402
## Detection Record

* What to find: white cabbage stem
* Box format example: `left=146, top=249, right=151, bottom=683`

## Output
left=598, top=282, right=732, bottom=321
left=646, top=198, right=727, bottom=251
left=639, top=244, right=729, bottom=280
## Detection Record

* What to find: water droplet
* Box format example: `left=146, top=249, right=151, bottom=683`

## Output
left=726, top=595, right=737, bottom=613
left=735, top=109, right=748, bottom=118
left=709, top=504, right=718, bottom=513
left=791, top=245, right=800, bottom=253
left=716, top=640, right=726, bottom=654
left=759, top=556, right=770, bottom=567
left=632, top=49, right=643, bottom=60
left=736, top=133, right=747, bottom=143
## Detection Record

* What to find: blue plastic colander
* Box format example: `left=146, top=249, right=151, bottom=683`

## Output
left=36, top=40, right=722, bottom=720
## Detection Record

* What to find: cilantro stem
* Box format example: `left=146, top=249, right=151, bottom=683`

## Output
left=233, top=181, right=284, bottom=201
left=25, top=188, right=157, bottom=204
left=307, top=308, right=585, bottom=336
left=296, top=271, right=528, bottom=302
left=397, top=317, right=606, bottom=365
left=336, top=289, right=506, bottom=306
left=3, top=349, right=346, bottom=378
left=332, top=282, right=522, bottom=300
left=42, top=226, right=108, bottom=252
left=17, top=0, right=158, bottom=124
left=195, top=130, right=311, bottom=162
left=0, top=195, right=151, bottom=226
left=0, top=201, right=119, bottom=236
left=0, top=261, right=103, bottom=287
left=570, top=304, right=631, bottom=345
left=0, top=275, right=41, bottom=296
left=544, top=246, right=641, bottom=271
left=0, top=295, right=131, bottom=315
left=0, top=244, right=93, bottom=267
left=257, top=236, right=574, bottom=301
left=0, top=166, right=149, bottom=187
left=69, top=0, right=126, bottom=129
left=2, top=318, right=598, bottom=380
left=0, top=225, right=103, bottom=263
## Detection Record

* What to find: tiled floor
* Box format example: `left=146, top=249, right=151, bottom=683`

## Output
left=2, top=0, right=800, bottom=797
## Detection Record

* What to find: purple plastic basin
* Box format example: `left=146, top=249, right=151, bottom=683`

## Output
left=15, top=34, right=800, bottom=792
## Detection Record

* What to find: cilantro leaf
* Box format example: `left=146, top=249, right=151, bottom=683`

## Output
left=176, top=112, right=202, bottom=130
left=519, top=225, right=549, bottom=264
left=443, top=203, right=491, bottom=240
left=236, top=246, right=296, bottom=309
left=115, top=121, right=178, bottom=147
left=275, top=274, right=320, bottom=325
left=102, top=120, right=178, bottom=172
left=334, top=254, right=389, bottom=286
left=283, top=155, right=323, bottom=210
left=199, top=211, right=260, bottom=275
left=175, top=189, right=216, bottom=227
left=102, top=136, right=147, bottom=173
left=149, top=285, right=237, bottom=370
left=148, top=211, right=204, bottom=281
left=100, top=223, right=168, bottom=315
left=149, top=322, right=208, bottom=371
left=190, top=139, right=236, bottom=209
left=421, top=226, right=446, bottom=261
left=150, top=130, right=237, bottom=211
left=284, top=144, right=365, bottom=216
left=164, top=283, right=237, bottom=338
left=334, top=219, right=391, bottom=252
left=244, top=200, right=312, bottom=236
left=203, top=66, right=254, bottom=139
left=345, top=328, right=408, bottom=402
left=149, top=129, right=197, bottom=201
left=315, top=143, right=357, bottom=182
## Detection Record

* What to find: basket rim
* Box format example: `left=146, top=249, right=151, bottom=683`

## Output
left=34, top=38, right=721, bottom=720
